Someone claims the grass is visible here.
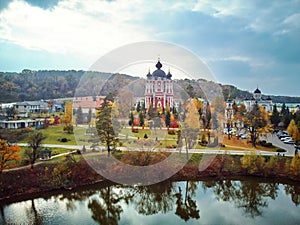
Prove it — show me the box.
[18,125,86,145]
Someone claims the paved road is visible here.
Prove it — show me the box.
[260,134,296,157]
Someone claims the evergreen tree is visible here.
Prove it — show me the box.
[270,104,281,127]
[136,101,141,112]
[281,103,287,115]
[128,111,134,126]
[147,104,155,119]
[139,112,145,127]
[205,102,212,129]
[165,110,171,127]
[76,106,84,124]
[96,95,120,156]
[141,101,146,112]
[87,108,92,124]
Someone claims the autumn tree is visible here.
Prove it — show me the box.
[287,119,300,144]
[62,101,72,124]
[25,132,46,169]
[96,95,120,156]
[244,103,268,148]
[0,139,21,173]
[180,99,200,157]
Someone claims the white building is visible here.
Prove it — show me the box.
[243,87,273,112]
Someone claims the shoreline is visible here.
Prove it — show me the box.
[1,160,300,204]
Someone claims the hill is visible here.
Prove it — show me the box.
[0,70,299,103]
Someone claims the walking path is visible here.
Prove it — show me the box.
[5,138,295,173]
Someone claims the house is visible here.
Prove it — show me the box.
[14,101,49,114]
[72,96,104,114]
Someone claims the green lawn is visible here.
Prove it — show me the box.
[19,125,86,145]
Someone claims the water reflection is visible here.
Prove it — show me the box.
[0,179,299,225]
[202,179,280,217]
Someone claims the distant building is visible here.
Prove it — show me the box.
[72,96,104,114]
[243,87,273,112]
[14,101,49,114]
[144,59,174,109]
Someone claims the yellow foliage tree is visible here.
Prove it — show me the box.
[63,101,72,124]
[0,139,21,173]
[287,119,300,143]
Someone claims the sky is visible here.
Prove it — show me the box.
[0,0,299,96]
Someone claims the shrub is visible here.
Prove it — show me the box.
[132,128,139,133]
[63,124,73,134]
[168,129,176,135]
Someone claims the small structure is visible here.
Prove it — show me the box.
[0,119,44,129]
[40,148,52,160]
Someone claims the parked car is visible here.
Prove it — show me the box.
[280,136,292,141]
[284,139,295,144]
[224,128,235,135]
[240,133,249,139]
[278,134,290,139]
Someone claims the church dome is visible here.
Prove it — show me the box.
[254,88,261,94]
[152,59,167,78]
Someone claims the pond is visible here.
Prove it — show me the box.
[1,178,299,225]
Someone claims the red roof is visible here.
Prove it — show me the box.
[73,96,104,109]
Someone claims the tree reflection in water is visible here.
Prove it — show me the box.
[202,179,280,217]
[285,185,300,206]
[174,181,200,221]
[2,179,298,224]
[88,186,133,225]
[127,181,174,215]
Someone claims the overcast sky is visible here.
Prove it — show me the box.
[0,0,299,96]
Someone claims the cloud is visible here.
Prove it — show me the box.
[0,0,150,58]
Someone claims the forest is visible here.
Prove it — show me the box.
[1,69,300,103]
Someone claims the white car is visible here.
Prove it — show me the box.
[284,139,295,144]
[240,133,249,139]
[224,128,235,135]
[281,136,292,141]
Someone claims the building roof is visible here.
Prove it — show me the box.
[148,59,172,80]
[73,96,103,109]
[254,88,261,94]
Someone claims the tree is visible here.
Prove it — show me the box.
[62,101,72,124]
[0,139,21,173]
[96,95,120,156]
[270,104,280,127]
[174,181,200,221]
[244,103,268,148]
[287,119,300,144]
[26,132,46,169]
[136,101,141,112]
[5,106,18,120]
[139,112,145,127]
[205,102,212,129]
[128,111,134,126]
[76,106,84,124]
[165,111,171,127]
[87,108,92,124]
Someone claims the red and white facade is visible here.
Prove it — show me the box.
[145,60,174,109]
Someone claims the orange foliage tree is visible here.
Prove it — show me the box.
[0,139,21,173]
